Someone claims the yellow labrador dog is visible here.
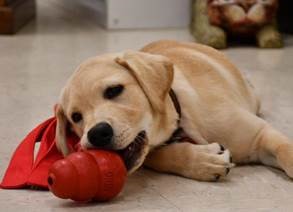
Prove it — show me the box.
[55,40,293,181]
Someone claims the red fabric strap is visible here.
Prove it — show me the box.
[0,117,79,189]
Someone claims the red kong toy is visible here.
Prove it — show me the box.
[48,150,127,202]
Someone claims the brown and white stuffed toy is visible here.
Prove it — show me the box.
[191,0,283,48]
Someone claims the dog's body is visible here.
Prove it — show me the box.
[56,40,293,181]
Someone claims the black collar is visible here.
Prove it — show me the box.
[169,89,181,123]
[167,89,184,144]
[167,89,197,145]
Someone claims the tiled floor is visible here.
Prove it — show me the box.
[1,1,293,211]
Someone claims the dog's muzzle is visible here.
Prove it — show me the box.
[87,122,147,171]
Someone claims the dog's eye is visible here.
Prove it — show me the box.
[71,112,82,123]
[104,85,124,99]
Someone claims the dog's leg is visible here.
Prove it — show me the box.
[218,109,293,178]
[257,125,293,177]
[144,142,233,181]
[245,121,293,177]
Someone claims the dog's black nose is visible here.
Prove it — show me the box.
[87,122,113,147]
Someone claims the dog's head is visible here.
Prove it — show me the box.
[55,51,178,173]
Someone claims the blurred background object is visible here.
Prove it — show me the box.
[0,0,36,34]
[99,0,191,29]
[1,0,291,37]
[191,0,283,49]
[0,0,191,34]
[278,0,293,34]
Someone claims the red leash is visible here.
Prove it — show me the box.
[0,117,79,189]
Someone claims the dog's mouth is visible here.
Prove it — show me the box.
[118,131,147,171]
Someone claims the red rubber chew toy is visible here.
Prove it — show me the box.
[47,150,127,202]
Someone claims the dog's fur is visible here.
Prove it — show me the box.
[55,40,293,181]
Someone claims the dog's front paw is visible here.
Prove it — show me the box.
[184,148,234,182]
[197,142,226,154]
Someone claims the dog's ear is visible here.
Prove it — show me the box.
[115,51,174,113]
[55,104,70,156]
